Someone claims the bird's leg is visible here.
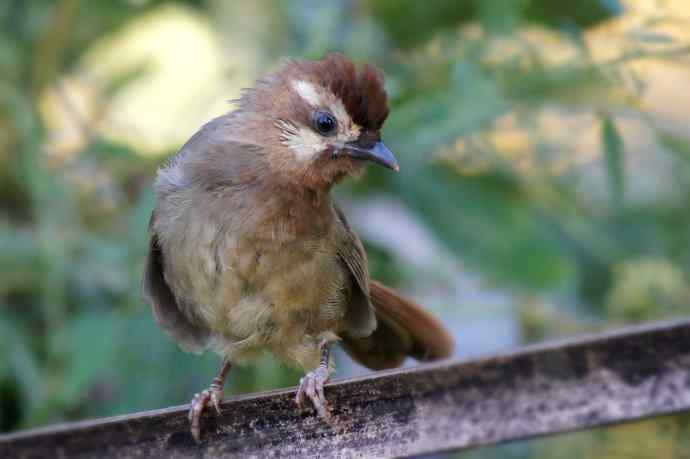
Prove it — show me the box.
[188,358,232,442]
[295,342,331,419]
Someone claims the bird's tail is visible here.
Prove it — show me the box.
[341,281,454,370]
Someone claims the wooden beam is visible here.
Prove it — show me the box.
[3,319,690,458]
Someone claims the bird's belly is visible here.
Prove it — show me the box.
[184,236,347,367]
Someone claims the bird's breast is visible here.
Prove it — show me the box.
[231,235,344,312]
[205,234,347,366]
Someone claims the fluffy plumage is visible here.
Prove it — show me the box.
[142,53,453,441]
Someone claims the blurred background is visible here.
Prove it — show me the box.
[2,0,690,457]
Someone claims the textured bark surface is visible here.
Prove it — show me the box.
[2,319,690,459]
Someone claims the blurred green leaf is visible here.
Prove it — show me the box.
[400,164,575,288]
[524,0,622,29]
[57,310,124,407]
[0,308,44,415]
[657,130,690,164]
[600,113,625,210]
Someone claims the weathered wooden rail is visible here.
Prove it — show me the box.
[2,319,690,458]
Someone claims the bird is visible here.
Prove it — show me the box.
[142,53,454,442]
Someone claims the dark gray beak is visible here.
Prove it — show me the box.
[344,141,399,172]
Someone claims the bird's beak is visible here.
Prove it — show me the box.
[344,141,399,172]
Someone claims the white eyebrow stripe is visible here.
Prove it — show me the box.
[292,80,321,106]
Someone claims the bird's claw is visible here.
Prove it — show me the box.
[295,366,331,420]
[188,386,224,442]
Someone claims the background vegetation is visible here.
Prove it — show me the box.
[2,0,690,457]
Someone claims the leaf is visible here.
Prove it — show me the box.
[56,310,124,408]
[600,114,625,209]
[0,309,44,412]
[398,164,576,289]
[657,130,690,164]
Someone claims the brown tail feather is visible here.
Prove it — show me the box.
[341,281,454,370]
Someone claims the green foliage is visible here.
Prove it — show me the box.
[369,0,619,48]
[601,114,625,210]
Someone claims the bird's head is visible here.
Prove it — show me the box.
[236,53,397,189]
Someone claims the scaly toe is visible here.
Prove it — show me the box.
[189,391,211,442]
[295,368,331,420]
[211,389,223,415]
[188,386,224,443]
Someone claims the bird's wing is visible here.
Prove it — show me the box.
[334,205,378,340]
[142,213,210,353]
[335,206,454,370]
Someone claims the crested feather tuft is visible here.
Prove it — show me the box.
[240,53,389,132]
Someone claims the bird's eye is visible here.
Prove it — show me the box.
[313,111,337,136]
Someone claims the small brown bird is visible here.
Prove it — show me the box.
[142,53,453,441]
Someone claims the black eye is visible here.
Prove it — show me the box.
[314,111,337,136]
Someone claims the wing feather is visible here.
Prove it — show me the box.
[142,214,210,353]
[334,206,454,370]
[334,205,377,339]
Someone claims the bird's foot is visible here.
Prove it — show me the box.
[295,366,331,419]
[188,384,224,442]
